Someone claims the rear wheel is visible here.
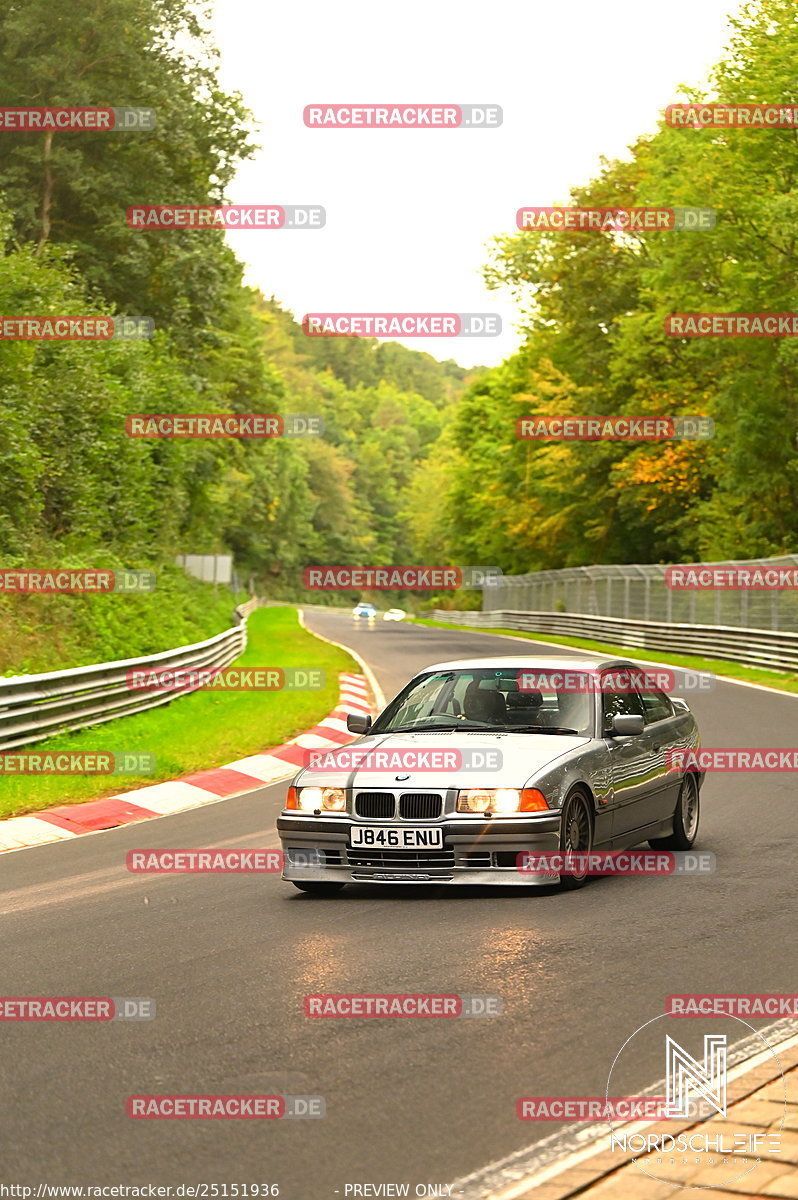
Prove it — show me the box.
[291,881,346,896]
[649,773,700,850]
[558,791,593,891]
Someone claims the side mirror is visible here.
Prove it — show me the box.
[346,712,372,734]
[609,713,645,737]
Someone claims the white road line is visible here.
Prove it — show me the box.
[219,755,295,783]
[298,608,387,709]
[106,780,219,815]
[0,817,79,850]
[314,716,351,734]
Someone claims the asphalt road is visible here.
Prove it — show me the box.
[1,610,795,1196]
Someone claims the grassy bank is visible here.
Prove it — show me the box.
[0,606,359,818]
[412,618,798,696]
[0,563,250,676]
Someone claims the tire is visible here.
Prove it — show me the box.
[291,881,346,895]
[649,773,700,851]
[558,790,593,891]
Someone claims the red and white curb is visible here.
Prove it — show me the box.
[0,672,372,854]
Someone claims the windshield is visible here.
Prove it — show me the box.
[371,668,594,736]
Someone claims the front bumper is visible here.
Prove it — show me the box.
[277,812,563,886]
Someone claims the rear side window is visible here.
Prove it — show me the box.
[638,688,673,724]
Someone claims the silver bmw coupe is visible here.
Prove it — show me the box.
[277,656,703,894]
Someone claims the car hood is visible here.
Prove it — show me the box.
[295,730,591,789]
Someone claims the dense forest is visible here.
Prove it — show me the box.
[0,0,476,664]
[0,0,796,668]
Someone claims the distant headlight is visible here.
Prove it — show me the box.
[298,786,346,812]
[456,788,549,814]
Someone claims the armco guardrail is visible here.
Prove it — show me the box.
[0,599,257,752]
[431,609,798,674]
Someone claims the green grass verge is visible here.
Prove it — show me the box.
[1,606,359,819]
[411,617,798,695]
[0,564,249,675]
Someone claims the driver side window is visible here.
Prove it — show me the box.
[601,681,645,732]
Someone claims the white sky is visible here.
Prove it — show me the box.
[210,0,743,368]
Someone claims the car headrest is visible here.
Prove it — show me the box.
[463,682,506,722]
[506,690,543,709]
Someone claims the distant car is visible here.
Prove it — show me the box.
[383,608,406,622]
[352,603,377,619]
[278,656,704,895]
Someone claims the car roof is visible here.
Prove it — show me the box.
[415,656,638,675]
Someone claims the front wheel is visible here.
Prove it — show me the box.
[558,791,593,890]
[649,773,700,850]
[291,881,346,896]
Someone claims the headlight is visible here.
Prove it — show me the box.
[296,786,346,812]
[456,788,549,814]
[457,788,519,813]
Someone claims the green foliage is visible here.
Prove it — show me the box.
[445,0,798,568]
[0,563,246,674]
[0,0,255,348]
[0,0,475,666]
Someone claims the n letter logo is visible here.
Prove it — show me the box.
[665,1034,727,1118]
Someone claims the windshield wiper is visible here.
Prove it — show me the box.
[507,726,580,735]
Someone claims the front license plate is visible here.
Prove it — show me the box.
[350,826,444,850]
